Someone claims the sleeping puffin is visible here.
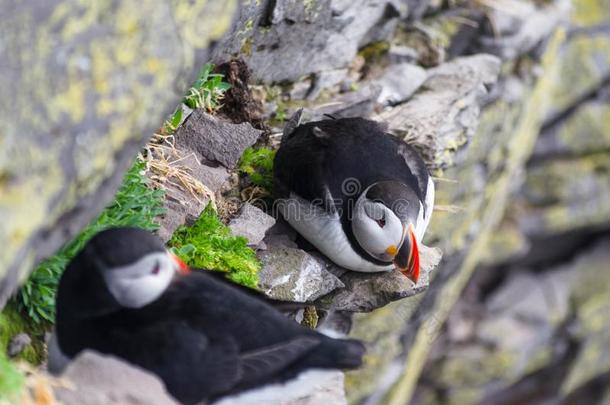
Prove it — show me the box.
[53,227,365,404]
[274,111,434,283]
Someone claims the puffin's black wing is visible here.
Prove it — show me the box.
[167,271,365,373]
[275,117,429,210]
[100,318,242,404]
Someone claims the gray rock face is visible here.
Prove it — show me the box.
[0,0,237,307]
[175,110,262,169]
[258,247,344,302]
[213,0,404,83]
[376,63,427,105]
[378,54,501,168]
[214,370,347,405]
[229,203,276,246]
[54,351,178,405]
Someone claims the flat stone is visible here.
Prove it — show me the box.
[229,203,276,246]
[311,83,382,120]
[8,333,31,357]
[54,351,178,405]
[258,247,344,302]
[376,63,427,105]
[175,109,263,169]
[316,244,442,312]
[214,370,347,405]
[308,68,349,100]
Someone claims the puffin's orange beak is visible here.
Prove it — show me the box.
[170,253,190,275]
[393,224,420,284]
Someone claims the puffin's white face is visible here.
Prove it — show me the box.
[101,251,179,308]
[352,198,405,262]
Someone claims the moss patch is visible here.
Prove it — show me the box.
[238,146,276,191]
[0,304,47,364]
[168,204,260,288]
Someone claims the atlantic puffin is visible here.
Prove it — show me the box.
[274,111,434,283]
[53,227,365,404]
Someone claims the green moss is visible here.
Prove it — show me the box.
[0,352,24,402]
[0,304,47,364]
[238,147,276,190]
[168,204,260,288]
[358,41,390,63]
[14,159,165,324]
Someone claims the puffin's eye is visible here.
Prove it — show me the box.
[376,216,386,228]
[151,261,160,275]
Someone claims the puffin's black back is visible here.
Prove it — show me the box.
[275,117,428,205]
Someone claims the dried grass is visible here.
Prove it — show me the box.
[142,133,216,209]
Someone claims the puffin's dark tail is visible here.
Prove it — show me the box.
[298,336,366,370]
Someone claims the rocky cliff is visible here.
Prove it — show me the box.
[2,0,610,404]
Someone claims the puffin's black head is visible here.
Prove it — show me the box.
[352,181,421,283]
[57,227,189,319]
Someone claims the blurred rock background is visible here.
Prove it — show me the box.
[1,0,610,404]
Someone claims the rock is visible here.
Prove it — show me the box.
[7,333,31,357]
[175,110,262,169]
[562,238,610,395]
[376,63,427,105]
[388,45,419,64]
[228,203,276,246]
[545,21,610,119]
[535,101,610,160]
[258,247,344,302]
[311,83,382,120]
[54,351,178,405]
[517,155,610,237]
[308,68,349,100]
[0,0,237,307]
[478,0,567,60]
[213,0,402,83]
[317,245,441,312]
[377,54,501,169]
[486,270,575,324]
[214,370,347,405]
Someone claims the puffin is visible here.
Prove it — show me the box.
[274,111,434,283]
[53,227,365,404]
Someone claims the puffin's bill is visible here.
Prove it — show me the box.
[170,253,190,274]
[393,224,420,284]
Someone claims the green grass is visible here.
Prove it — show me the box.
[238,147,276,191]
[14,159,165,324]
[168,204,260,288]
[0,351,24,403]
[183,63,231,111]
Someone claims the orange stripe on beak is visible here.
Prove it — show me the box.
[170,253,190,275]
[406,225,420,284]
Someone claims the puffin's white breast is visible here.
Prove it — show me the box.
[277,193,392,273]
